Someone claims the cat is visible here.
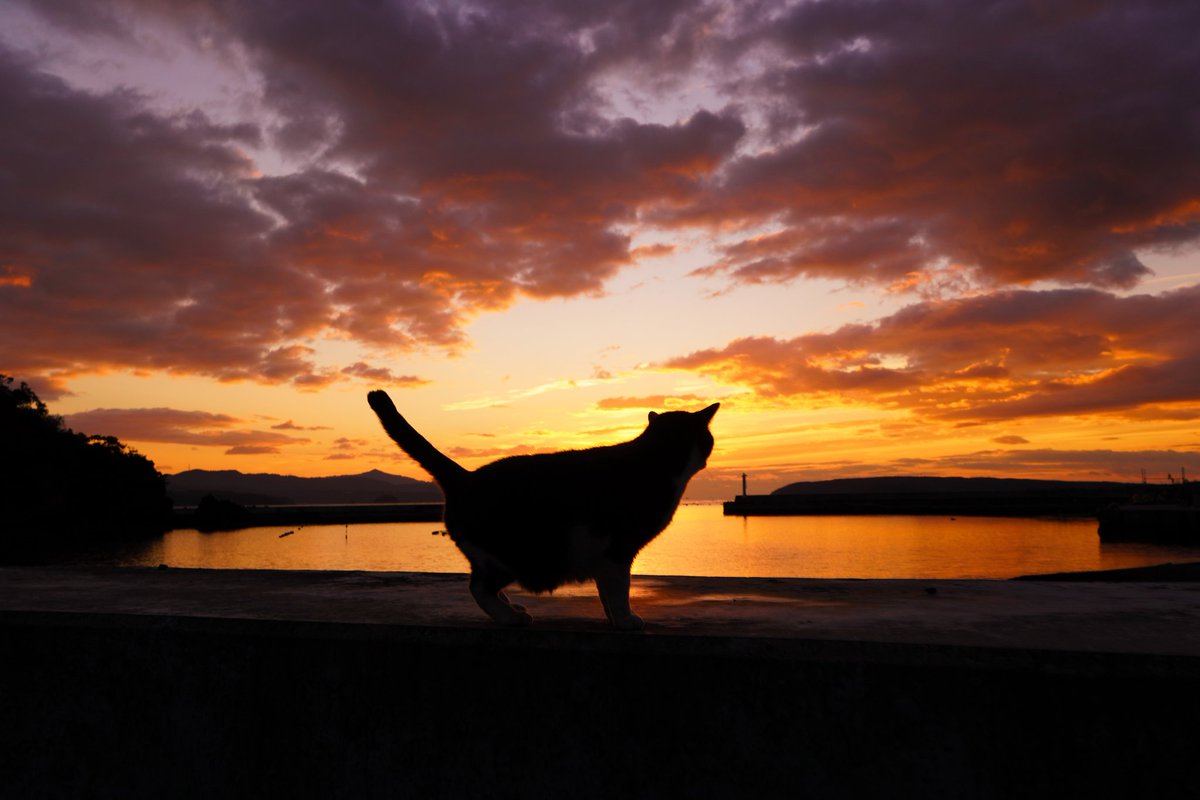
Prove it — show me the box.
[367,390,718,630]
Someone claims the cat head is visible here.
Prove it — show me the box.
[646,403,719,467]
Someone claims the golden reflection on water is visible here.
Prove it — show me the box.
[113,504,1196,579]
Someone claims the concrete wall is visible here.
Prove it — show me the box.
[3,610,1198,799]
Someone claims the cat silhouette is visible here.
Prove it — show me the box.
[367,390,718,629]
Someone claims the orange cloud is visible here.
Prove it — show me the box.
[0,266,31,287]
[63,408,310,450]
[225,445,280,456]
[596,394,708,410]
[992,435,1030,445]
[271,420,332,431]
[664,285,1200,422]
[630,243,677,260]
[340,362,429,386]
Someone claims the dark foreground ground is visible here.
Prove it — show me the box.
[3,566,1200,798]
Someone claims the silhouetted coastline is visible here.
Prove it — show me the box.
[175,498,444,531]
[2,376,171,562]
[726,476,1145,518]
[166,468,441,507]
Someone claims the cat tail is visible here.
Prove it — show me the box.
[367,390,468,490]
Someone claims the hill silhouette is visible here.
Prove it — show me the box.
[166,468,442,506]
[2,375,172,560]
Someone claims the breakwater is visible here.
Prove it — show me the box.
[725,483,1135,518]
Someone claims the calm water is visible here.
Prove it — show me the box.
[69,504,1197,579]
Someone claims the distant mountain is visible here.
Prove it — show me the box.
[772,476,1136,495]
[166,468,442,507]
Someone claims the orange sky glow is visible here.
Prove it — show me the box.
[2,1,1199,499]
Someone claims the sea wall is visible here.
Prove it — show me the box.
[724,489,1118,517]
[4,596,1199,798]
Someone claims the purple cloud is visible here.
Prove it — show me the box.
[2,0,1198,397]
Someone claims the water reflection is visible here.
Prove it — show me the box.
[70,504,1197,579]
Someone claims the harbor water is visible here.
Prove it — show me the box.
[64,504,1197,579]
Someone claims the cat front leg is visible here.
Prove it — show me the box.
[595,559,644,631]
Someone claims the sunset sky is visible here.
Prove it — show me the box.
[3,0,1199,499]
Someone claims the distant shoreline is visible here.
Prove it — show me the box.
[724,477,1147,518]
[171,502,444,530]
[723,493,1111,518]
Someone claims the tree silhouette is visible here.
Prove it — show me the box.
[1,375,172,560]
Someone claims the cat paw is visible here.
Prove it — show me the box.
[610,613,645,632]
[497,591,525,613]
[499,609,533,627]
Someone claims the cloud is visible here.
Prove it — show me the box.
[271,419,332,431]
[447,443,547,461]
[932,448,1200,481]
[664,284,1200,422]
[340,362,429,386]
[684,0,1200,291]
[0,46,333,390]
[596,394,708,410]
[444,373,620,411]
[707,446,1200,488]
[992,435,1029,446]
[3,0,1199,398]
[0,3,747,394]
[225,445,280,456]
[630,243,677,259]
[63,407,309,449]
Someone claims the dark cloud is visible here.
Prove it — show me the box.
[340,362,429,386]
[665,285,1200,421]
[703,446,1200,488]
[684,0,1200,290]
[932,448,1200,481]
[3,0,1198,396]
[63,407,310,448]
[0,46,329,389]
[0,2,749,390]
[225,445,279,455]
[992,435,1029,446]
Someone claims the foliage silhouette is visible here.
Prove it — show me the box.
[1,374,171,560]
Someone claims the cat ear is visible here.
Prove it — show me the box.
[695,403,719,423]
[648,411,659,423]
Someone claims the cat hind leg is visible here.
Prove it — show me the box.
[463,554,531,627]
[469,578,532,627]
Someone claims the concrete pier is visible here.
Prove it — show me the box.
[3,567,1199,798]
